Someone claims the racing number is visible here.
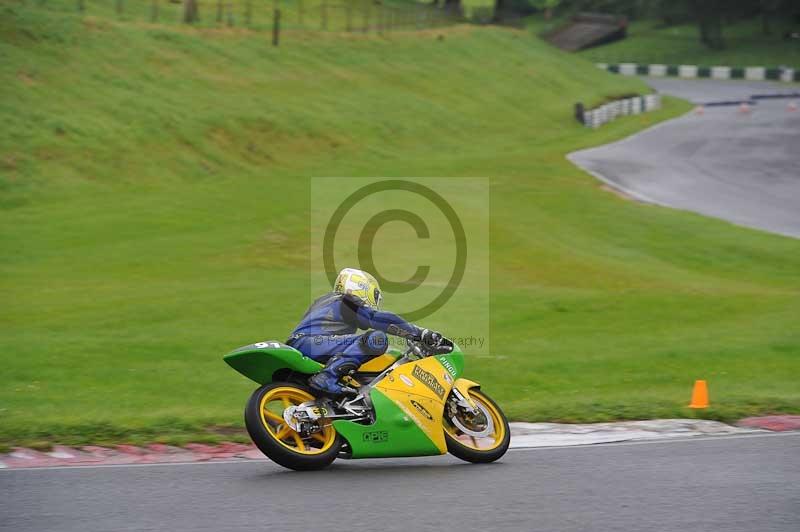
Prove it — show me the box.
[255,341,282,349]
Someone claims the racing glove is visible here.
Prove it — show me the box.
[420,328,443,348]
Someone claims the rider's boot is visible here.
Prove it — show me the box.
[308,354,360,398]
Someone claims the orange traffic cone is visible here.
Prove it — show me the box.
[788,101,798,112]
[694,105,704,115]
[738,102,751,114]
[688,380,709,408]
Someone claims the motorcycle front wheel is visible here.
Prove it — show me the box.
[443,388,510,464]
[244,382,342,471]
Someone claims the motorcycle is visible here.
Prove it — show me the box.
[224,336,510,470]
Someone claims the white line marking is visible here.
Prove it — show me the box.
[48,451,76,459]
[1,431,797,472]
[509,430,800,452]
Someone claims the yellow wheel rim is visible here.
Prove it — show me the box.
[258,387,336,455]
[443,389,506,452]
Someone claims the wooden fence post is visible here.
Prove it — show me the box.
[298,0,304,28]
[216,0,223,24]
[273,9,281,46]
[183,0,199,23]
[226,1,234,26]
[77,0,84,12]
[150,0,159,22]
[115,0,123,17]
[321,0,328,31]
[346,1,352,32]
[245,0,252,26]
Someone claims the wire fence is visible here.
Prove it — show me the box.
[29,0,467,36]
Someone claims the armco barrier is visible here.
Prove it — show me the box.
[575,94,661,129]
[597,63,799,82]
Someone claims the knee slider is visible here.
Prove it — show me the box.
[361,330,388,356]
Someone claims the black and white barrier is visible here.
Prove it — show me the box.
[597,63,799,82]
[576,94,661,129]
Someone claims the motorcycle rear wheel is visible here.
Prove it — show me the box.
[244,382,342,471]
[443,388,510,464]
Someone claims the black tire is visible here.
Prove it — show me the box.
[444,389,510,464]
[244,382,342,471]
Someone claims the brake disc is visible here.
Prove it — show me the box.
[282,406,300,431]
[450,403,494,438]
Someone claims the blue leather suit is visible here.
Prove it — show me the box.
[287,292,421,393]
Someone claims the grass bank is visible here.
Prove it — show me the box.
[2,2,799,450]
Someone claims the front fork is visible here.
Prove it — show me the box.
[450,378,480,413]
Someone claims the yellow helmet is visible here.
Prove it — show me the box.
[334,268,382,309]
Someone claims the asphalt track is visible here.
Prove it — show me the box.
[2,433,799,532]
[570,78,800,238]
[645,77,796,104]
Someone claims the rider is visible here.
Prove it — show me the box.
[287,268,443,397]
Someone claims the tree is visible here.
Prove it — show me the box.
[689,0,733,49]
[649,0,727,49]
[532,0,562,20]
[443,0,463,17]
[493,0,509,21]
[760,0,782,35]
[494,0,547,22]
[183,0,199,24]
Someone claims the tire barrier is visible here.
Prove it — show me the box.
[597,63,799,83]
[575,94,661,129]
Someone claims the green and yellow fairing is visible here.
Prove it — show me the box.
[333,347,472,458]
[224,341,478,459]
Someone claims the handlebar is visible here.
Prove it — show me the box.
[406,336,454,358]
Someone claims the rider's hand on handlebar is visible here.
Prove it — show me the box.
[420,329,442,349]
[419,329,454,354]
